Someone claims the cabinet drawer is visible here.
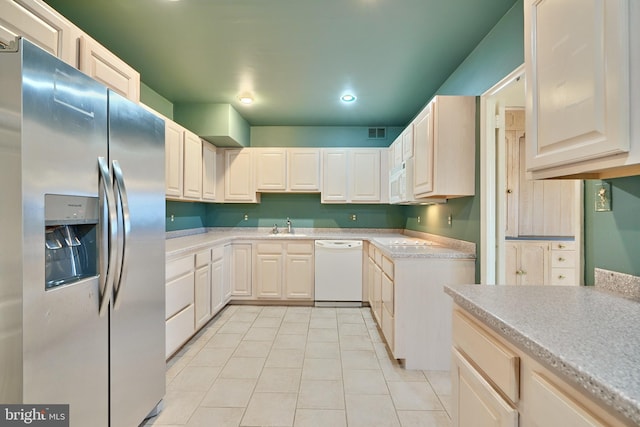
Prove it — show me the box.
[211,246,224,261]
[453,310,519,403]
[166,254,194,281]
[166,272,194,319]
[368,243,375,258]
[374,247,382,265]
[195,249,211,267]
[256,242,283,254]
[382,256,394,278]
[550,268,577,286]
[287,242,313,255]
[166,304,195,359]
[551,250,576,268]
[551,241,576,251]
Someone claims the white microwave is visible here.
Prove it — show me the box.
[389,159,446,205]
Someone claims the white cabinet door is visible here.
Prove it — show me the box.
[322,149,348,202]
[402,125,414,160]
[202,142,217,201]
[288,148,320,191]
[255,255,283,299]
[183,131,203,200]
[225,149,256,202]
[78,35,140,102]
[413,103,434,195]
[0,0,79,66]
[194,265,211,330]
[525,0,630,174]
[255,148,287,191]
[210,254,225,315]
[230,244,252,297]
[165,120,184,198]
[222,244,232,301]
[350,149,381,202]
[284,242,314,300]
[392,135,403,168]
[505,241,549,286]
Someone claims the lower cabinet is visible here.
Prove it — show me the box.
[254,241,314,301]
[230,243,253,298]
[504,240,580,286]
[166,244,229,359]
[452,307,629,427]
[165,254,196,359]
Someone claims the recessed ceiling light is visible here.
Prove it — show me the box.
[239,95,254,105]
[341,94,357,103]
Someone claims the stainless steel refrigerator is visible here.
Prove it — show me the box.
[0,38,165,427]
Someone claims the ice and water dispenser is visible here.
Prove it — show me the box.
[45,194,98,289]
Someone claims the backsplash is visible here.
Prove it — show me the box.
[594,268,640,302]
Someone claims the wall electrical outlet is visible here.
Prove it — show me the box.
[417,216,421,224]
[447,214,452,226]
[170,214,175,222]
[350,214,357,221]
[243,214,249,221]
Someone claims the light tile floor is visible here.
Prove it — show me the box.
[143,305,452,427]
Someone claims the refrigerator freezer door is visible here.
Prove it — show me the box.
[107,91,166,426]
[17,39,110,426]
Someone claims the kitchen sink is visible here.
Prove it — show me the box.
[267,233,307,238]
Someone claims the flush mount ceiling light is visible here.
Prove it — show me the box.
[239,94,254,105]
[341,94,357,103]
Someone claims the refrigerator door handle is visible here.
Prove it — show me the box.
[112,160,130,311]
[98,156,118,316]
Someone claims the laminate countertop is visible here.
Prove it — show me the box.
[445,284,640,426]
[165,228,476,260]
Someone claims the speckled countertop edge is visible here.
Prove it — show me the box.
[166,227,476,260]
[444,284,640,426]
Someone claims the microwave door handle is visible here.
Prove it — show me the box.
[98,157,117,316]
[111,160,130,311]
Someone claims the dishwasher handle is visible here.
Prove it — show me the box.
[315,240,363,249]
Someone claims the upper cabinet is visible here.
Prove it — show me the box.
[525,0,640,179]
[220,149,259,203]
[78,35,140,102]
[322,148,388,204]
[182,130,203,200]
[0,0,141,102]
[413,96,476,199]
[254,148,321,193]
[0,0,79,67]
[165,119,184,199]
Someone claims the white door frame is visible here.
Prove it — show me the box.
[480,64,525,285]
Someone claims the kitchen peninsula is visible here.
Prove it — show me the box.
[446,284,640,427]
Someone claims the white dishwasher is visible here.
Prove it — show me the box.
[314,240,363,306]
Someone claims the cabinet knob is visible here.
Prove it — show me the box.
[506,189,513,194]
[558,257,566,262]
[558,244,565,249]
[558,275,566,279]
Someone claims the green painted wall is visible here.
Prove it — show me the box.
[140,82,174,119]
[403,0,524,282]
[250,127,402,148]
[166,201,207,232]
[206,193,405,229]
[583,178,640,285]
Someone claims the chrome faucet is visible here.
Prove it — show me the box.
[272,224,279,234]
[286,217,292,234]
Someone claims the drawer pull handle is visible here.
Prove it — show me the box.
[559,275,566,279]
[558,244,565,249]
[558,257,566,262]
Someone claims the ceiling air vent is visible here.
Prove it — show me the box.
[368,127,386,140]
